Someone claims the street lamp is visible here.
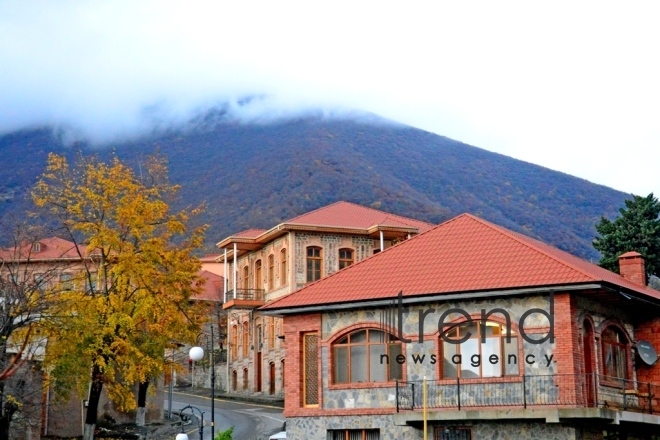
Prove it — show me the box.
[176,405,204,440]
[189,325,217,439]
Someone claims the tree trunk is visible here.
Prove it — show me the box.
[0,404,18,440]
[0,415,10,440]
[83,365,104,440]
[0,374,17,440]
[135,380,149,426]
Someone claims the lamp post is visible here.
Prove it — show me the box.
[189,325,217,439]
[176,404,204,440]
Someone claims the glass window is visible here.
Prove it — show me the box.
[231,325,238,359]
[442,321,519,378]
[280,249,287,285]
[60,273,72,291]
[268,255,275,290]
[268,317,275,349]
[242,322,249,357]
[255,260,262,289]
[339,248,354,269]
[333,329,401,383]
[602,327,629,379]
[329,429,379,440]
[86,272,98,292]
[306,247,322,282]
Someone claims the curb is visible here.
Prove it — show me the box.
[173,389,285,409]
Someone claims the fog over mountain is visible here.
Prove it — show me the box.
[0,112,628,260]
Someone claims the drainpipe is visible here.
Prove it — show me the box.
[233,243,237,299]
[223,248,228,303]
[380,230,384,252]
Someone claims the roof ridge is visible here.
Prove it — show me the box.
[263,213,470,310]
[462,214,600,282]
[376,215,416,228]
[350,202,435,227]
[287,201,435,228]
[285,201,346,223]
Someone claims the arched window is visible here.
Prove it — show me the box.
[333,329,402,383]
[306,247,322,282]
[243,266,249,288]
[338,248,354,269]
[268,255,275,290]
[242,321,249,357]
[602,326,629,379]
[232,370,237,391]
[280,248,287,285]
[231,325,238,359]
[268,317,275,349]
[255,260,262,289]
[442,321,519,379]
[243,367,249,391]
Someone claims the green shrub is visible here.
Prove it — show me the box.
[215,426,234,440]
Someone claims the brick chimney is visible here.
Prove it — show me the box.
[618,251,646,286]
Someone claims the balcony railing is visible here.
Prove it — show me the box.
[222,288,265,309]
[395,374,660,415]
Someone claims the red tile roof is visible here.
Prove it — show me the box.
[192,270,224,302]
[286,201,434,232]
[0,237,89,261]
[262,213,660,310]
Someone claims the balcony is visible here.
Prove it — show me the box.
[222,288,265,310]
[394,374,660,425]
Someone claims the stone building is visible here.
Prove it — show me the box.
[217,202,433,397]
[262,213,660,440]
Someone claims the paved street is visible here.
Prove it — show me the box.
[167,391,285,440]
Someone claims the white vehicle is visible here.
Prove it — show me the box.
[268,431,286,439]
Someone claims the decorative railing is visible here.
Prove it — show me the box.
[395,373,660,415]
[224,288,265,304]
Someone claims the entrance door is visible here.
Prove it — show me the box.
[256,352,262,392]
[583,319,595,406]
[269,362,276,394]
[256,325,262,392]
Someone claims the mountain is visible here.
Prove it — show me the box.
[0,115,629,260]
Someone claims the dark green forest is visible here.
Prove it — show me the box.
[0,115,628,259]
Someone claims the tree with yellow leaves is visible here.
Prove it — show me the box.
[32,153,207,440]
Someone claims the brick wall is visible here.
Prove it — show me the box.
[283,313,321,417]
[634,317,660,384]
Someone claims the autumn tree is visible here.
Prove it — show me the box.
[32,153,207,440]
[593,193,660,279]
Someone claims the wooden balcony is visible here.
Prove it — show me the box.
[222,288,265,310]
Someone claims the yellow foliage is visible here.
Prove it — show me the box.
[33,153,207,413]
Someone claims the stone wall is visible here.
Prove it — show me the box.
[322,293,556,383]
[286,416,583,440]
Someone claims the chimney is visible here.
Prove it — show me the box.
[618,251,646,286]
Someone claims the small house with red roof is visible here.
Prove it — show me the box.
[262,214,660,440]
[216,202,433,397]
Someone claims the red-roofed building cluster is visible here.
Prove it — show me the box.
[215,202,433,397]
[257,210,660,439]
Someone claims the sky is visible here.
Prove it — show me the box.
[1,1,659,196]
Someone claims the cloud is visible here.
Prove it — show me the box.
[1,1,659,194]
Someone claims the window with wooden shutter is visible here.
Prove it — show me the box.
[303,333,319,407]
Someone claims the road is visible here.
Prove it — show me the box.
[168,391,285,440]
